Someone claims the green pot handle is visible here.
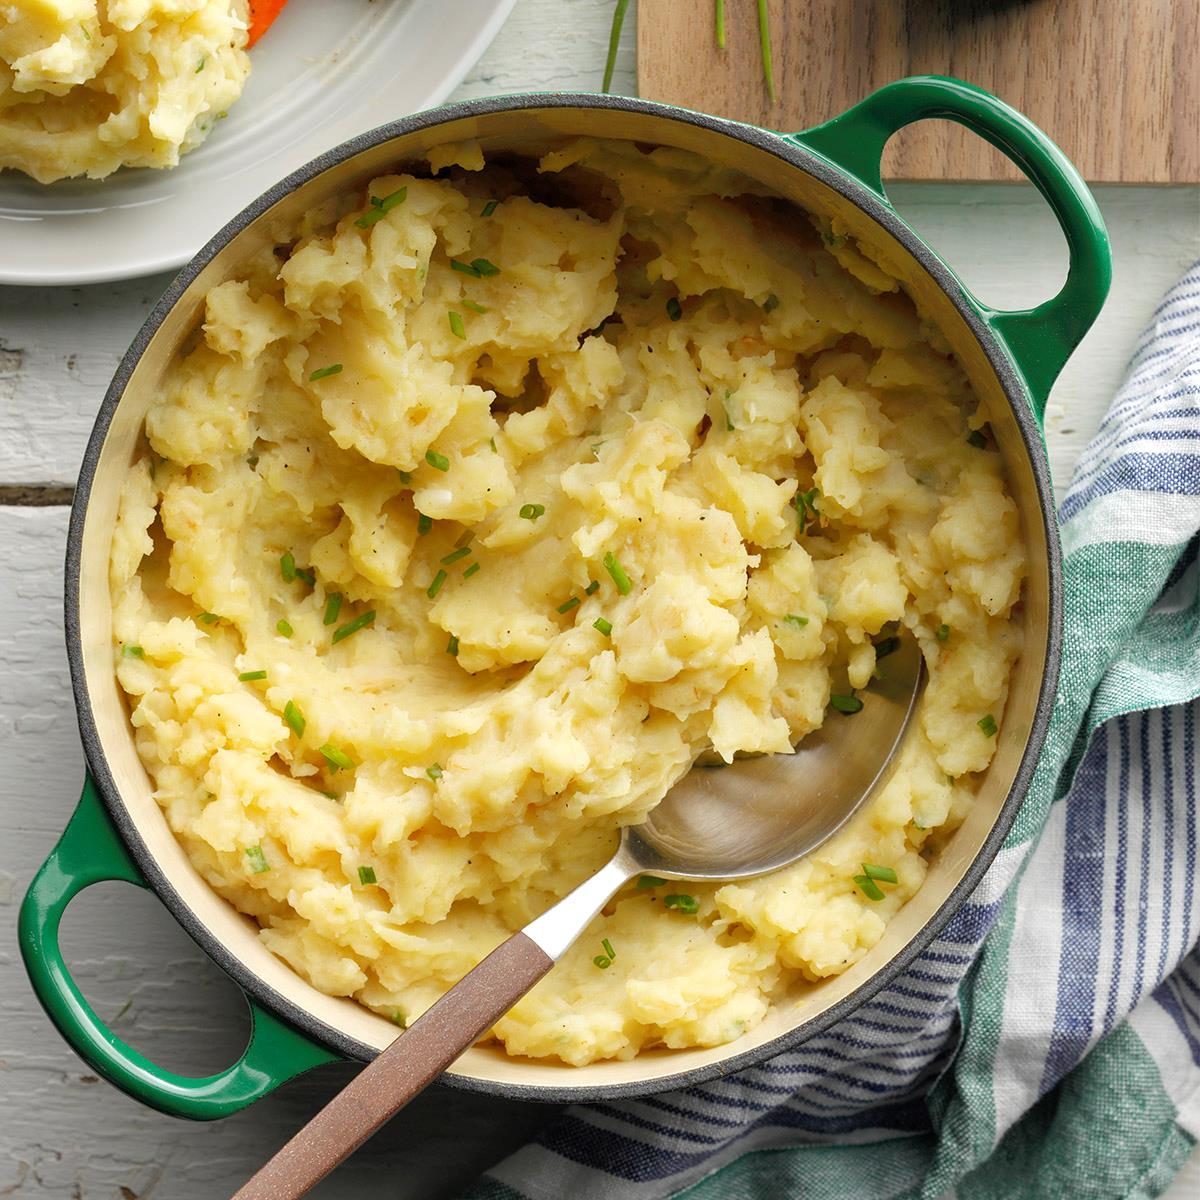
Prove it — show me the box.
[18,776,340,1120]
[790,74,1112,421]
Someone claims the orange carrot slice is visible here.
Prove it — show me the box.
[247,0,288,48]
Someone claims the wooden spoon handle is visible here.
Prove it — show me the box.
[230,932,553,1200]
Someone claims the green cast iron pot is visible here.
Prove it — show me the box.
[19,76,1111,1119]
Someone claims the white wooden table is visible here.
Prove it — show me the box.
[1,2,1197,1196]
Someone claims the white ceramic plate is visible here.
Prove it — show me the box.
[0,0,516,286]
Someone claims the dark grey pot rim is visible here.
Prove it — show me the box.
[64,90,1062,1105]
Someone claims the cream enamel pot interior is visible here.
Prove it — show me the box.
[19,78,1112,1118]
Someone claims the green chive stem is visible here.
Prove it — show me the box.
[332,611,376,643]
[284,700,306,737]
[239,670,267,682]
[757,0,776,102]
[427,570,447,599]
[593,616,613,636]
[603,551,631,594]
[602,0,630,92]
[425,449,450,472]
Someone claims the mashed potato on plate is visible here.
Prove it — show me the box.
[110,139,1026,1064]
[0,0,249,183]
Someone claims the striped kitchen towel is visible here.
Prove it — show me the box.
[465,263,1200,1200]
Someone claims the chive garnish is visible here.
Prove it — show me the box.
[397,469,412,485]
[276,619,294,638]
[763,293,780,313]
[723,390,736,431]
[319,743,354,772]
[978,714,998,737]
[967,429,988,449]
[245,846,269,874]
[757,0,776,102]
[450,259,481,277]
[123,644,144,658]
[195,56,206,73]
[284,700,306,737]
[323,593,343,626]
[463,561,481,578]
[391,1010,408,1028]
[602,0,629,92]
[198,612,221,625]
[794,487,820,531]
[454,529,475,549]
[936,623,951,642]
[593,955,612,969]
[446,634,459,656]
[296,567,316,588]
[874,636,900,659]
[557,597,581,614]
[715,0,726,47]
[830,694,863,715]
[638,875,667,888]
[854,874,884,901]
[593,617,613,636]
[239,670,267,682]
[441,547,471,566]
[448,311,466,340]
[862,862,898,884]
[332,610,376,643]
[519,503,545,520]
[462,299,488,314]
[603,552,631,594]
[354,187,407,228]
[471,258,500,276]
[417,513,433,536]
[602,938,615,960]
[309,364,343,382]
[666,296,683,321]
[425,449,450,472]
[584,580,600,595]
[426,763,443,780]
[481,200,498,217]
[280,551,297,582]
[427,570,447,599]
[664,893,699,914]
[357,866,377,885]
[783,614,809,628]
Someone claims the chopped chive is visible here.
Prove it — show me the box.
[830,693,863,715]
[794,487,820,531]
[280,551,297,582]
[463,561,481,579]
[355,187,407,227]
[390,1010,408,1028]
[756,0,776,102]
[239,670,267,682]
[357,865,377,885]
[448,310,466,339]
[450,258,481,277]
[417,513,433,535]
[276,619,294,638]
[454,529,475,548]
[426,763,443,780]
[427,570,447,599]
[123,644,144,658]
[245,845,269,874]
[783,614,809,628]
[446,634,459,656]
[936,623,951,642]
[296,567,316,588]
[978,714,998,737]
[198,612,221,625]
[602,938,615,960]
[664,893,699,914]
[602,0,629,92]
[854,874,884,901]
[319,743,355,772]
[323,593,343,626]
[603,551,631,595]
[666,296,683,321]
[284,700,306,737]
[471,258,500,277]
[874,636,900,659]
[397,470,412,485]
[519,503,545,521]
[763,292,780,313]
[715,0,726,47]
[425,449,450,472]
[967,428,989,449]
[332,610,376,643]
[557,597,581,614]
[593,616,613,636]
[489,437,498,452]
[462,299,488,314]
[195,56,206,73]
[440,546,472,566]
[308,364,343,382]
[862,862,898,884]
[723,390,736,431]
[593,955,612,969]
[637,875,667,888]
[481,199,499,217]
[584,580,600,595]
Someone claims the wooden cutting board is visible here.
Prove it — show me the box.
[636,0,1198,183]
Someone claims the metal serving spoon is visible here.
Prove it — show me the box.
[233,636,923,1199]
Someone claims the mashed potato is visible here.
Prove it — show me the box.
[110,139,1026,1064]
[0,0,249,183]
